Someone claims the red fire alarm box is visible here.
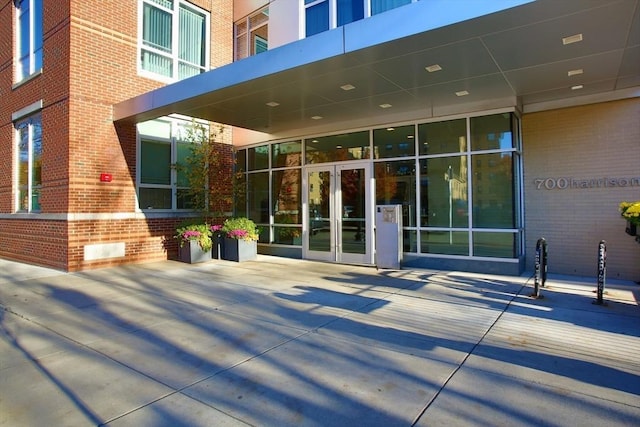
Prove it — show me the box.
[100,173,113,182]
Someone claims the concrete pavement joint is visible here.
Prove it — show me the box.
[411,278,529,425]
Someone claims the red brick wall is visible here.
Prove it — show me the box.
[523,98,640,281]
[0,0,13,213]
[1,0,236,271]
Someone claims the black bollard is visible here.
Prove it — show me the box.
[593,240,607,305]
[531,238,547,299]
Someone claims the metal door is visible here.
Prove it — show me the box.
[304,162,372,264]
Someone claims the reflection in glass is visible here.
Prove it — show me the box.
[473,232,515,257]
[373,125,415,159]
[18,124,29,211]
[403,230,417,252]
[418,118,466,155]
[470,113,514,151]
[248,145,269,170]
[139,188,171,209]
[274,226,302,245]
[273,169,301,225]
[419,156,468,227]
[341,168,365,254]
[234,172,247,217]
[374,160,416,227]
[141,140,171,185]
[421,231,469,256]
[308,170,331,252]
[272,140,302,168]
[247,172,269,224]
[305,131,369,164]
[235,149,246,173]
[472,153,515,228]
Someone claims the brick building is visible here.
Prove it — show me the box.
[2,0,639,280]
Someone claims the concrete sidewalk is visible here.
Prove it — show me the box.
[1,256,638,426]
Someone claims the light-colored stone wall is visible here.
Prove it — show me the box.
[522,98,640,281]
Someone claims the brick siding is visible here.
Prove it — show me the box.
[1,0,235,271]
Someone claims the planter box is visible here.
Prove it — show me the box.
[223,238,257,262]
[178,240,212,264]
[625,221,637,236]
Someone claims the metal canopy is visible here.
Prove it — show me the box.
[114,0,640,143]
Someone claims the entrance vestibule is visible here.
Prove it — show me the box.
[237,111,523,274]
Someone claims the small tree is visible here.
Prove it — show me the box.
[175,121,234,223]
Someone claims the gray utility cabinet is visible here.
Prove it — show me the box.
[375,205,403,269]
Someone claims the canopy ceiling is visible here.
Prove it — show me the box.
[114,0,640,143]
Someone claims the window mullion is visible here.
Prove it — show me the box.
[364,0,371,18]
[172,3,180,79]
[171,134,177,210]
[329,0,337,29]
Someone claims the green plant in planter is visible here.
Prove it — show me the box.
[221,217,259,241]
[175,222,213,251]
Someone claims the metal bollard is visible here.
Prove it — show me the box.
[593,240,607,305]
[531,238,547,299]
[541,238,548,287]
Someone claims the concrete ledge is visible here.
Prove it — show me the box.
[402,255,525,276]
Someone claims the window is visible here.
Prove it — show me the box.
[373,124,415,158]
[337,0,364,26]
[305,0,329,37]
[374,160,416,227]
[235,6,269,61]
[371,0,411,15]
[137,118,207,210]
[304,0,416,37]
[305,131,370,164]
[235,111,522,260]
[15,114,42,212]
[139,0,209,81]
[15,0,43,82]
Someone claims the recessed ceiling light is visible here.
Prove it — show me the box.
[379,103,392,109]
[266,101,280,107]
[562,34,583,45]
[567,69,583,77]
[336,145,343,149]
[340,84,356,91]
[571,85,584,90]
[311,115,323,120]
[407,135,414,139]
[425,64,442,73]
[386,127,395,131]
[455,90,469,97]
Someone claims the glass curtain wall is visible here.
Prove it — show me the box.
[235,112,522,259]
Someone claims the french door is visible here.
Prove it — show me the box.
[304,162,373,265]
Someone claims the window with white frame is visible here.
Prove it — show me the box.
[137,117,206,210]
[304,0,414,37]
[139,0,210,81]
[15,0,43,82]
[15,114,42,212]
[234,6,269,61]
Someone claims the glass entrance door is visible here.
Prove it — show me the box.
[304,163,372,264]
